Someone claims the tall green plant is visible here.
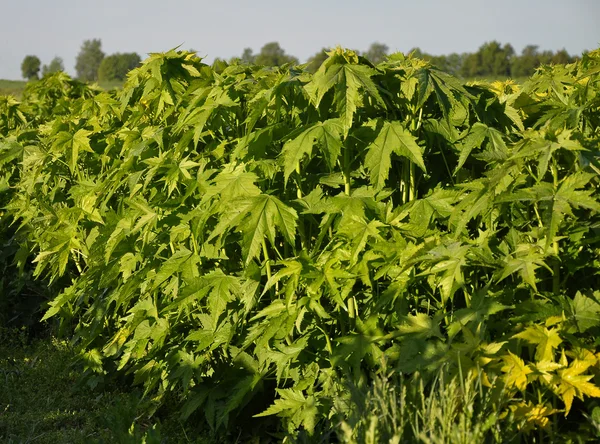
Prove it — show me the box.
[2,47,600,440]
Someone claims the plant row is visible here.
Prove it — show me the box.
[1,48,600,440]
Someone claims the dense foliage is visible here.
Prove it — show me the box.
[2,47,600,441]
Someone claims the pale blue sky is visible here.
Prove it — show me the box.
[1,0,599,80]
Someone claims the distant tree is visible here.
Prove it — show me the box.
[21,55,41,80]
[97,52,141,82]
[41,57,64,76]
[511,45,540,77]
[482,41,514,76]
[551,49,575,65]
[240,48,255,64]
[444,53,466,76]
[364,42,389,64]
[306,48,330,73]
[538,50,555,66]
[254,42,298,66]
[510,46,576,78]
[460,53,479,78]
[75,39,105,81]
[428,54,449,70]
[461,41,514,78]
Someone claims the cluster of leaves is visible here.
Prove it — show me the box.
[2,47,600,439]
[0,75,97,328]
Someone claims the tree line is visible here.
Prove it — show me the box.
[20,39,580,83]
[221,41,579,78]
[21,39,140,83]
[410,41,578,78]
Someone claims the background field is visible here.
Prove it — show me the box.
[0,79,124,98]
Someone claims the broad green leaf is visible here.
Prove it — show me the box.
[52,129,93,173]
[513,325,562,362]
[281,119,343,183]
[364,121,426,190]
[501,352,532,391]
[552,359,600,415]
[307,55,384,134]
[398,313,443,339]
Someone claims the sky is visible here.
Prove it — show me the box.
[1,0,599,80]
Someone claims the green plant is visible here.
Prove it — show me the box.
[337,366,516,444]
[2,46,600,440]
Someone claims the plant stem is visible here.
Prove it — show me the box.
[553,262,560,295]
[348,296,355,320]
[409,162,415,202]
[553,240,560,295]
[295,163,302,199]
[262,239,272,282]
[344,144,351,196]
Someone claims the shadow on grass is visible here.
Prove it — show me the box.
[0,329,212,444]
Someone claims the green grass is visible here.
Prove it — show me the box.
[0,328,522,444]
[0,79,124,99]
[0,328,216,444]
[464,76,529,84]
[96,80,125,91]
[0,80,27,98]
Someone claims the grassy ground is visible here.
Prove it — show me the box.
[0,329,217,444]
[0,79,124,99]
[465,76,529,84]
[96,80,125,92]
[0,328,515,443]
[0,80,27,97]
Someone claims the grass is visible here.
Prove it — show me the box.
[0,328,217,444]
[0,327,517,444]
[0,79,124,99]
[96,80,125,91]
[463,76,529,84]
[2,328,598,443]
[0,80,27,98]
[336,367,518,444]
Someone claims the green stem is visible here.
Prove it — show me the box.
[551,160,560,295]
[344,144,351,196]
[553,240,560,295]
[416,107,423,132]
[408,162,415,202]
[439,145,454,186]
[533,203,544,228]
[295,163,303,199]
[262,239,272,282]
[348,297,355,320]
[551,159,559,189]
[404,106,423,203]
[553,262,560,296]
[317,326,333,354]
[293,163,306,252]
[72,251,83,274]
[313,214,334,252]
[402,160,410,204]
